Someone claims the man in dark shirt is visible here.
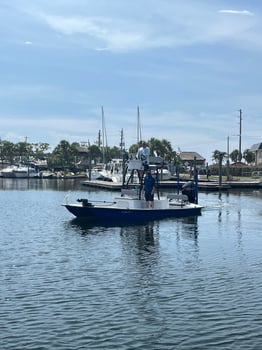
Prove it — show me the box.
[142,170,156,208]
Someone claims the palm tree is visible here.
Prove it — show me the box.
[50,140,77,170]
[212,150,227,164]
[15,142,33,163]
[32,142,50,159]
[88,145,102,165]
[243,149,255,164]
[1,141,16,164]
[148,137,173,159]
[230,149,240,163]
[128,143,140,156]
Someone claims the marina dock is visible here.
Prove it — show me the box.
[81,178,262,191]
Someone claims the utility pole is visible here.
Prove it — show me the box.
[120,128,125,154]
[238,109,242,162]
[226,136,230,180]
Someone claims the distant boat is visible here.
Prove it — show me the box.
[0,165,17,178]
[0,165,38,178]
[38,170,55,179]
[86,159,139,183]
[12,166,38,178]
[87,164,106,180]
[149,164,172,181]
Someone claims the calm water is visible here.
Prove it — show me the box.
[0,178,262,350]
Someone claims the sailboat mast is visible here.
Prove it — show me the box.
[101,106,106,163]
[238,109,242,162]
[137,106,142,143]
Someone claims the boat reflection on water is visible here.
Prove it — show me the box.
[176,216,199,240]
[69,214,199,228]
[119,222,158,253]
[68,217,158,234]
[68,215,199,244]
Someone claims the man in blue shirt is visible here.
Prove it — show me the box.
[143,170,156,208]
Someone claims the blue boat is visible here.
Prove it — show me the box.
[63,159,203,223]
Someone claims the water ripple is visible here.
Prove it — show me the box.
[1,188,262,349]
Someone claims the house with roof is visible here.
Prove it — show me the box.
[250,142,262,166]
[179,151,206,168]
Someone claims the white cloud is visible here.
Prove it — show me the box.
[42,15,101,36]
[219,10,254,16]
[22,2,260,52]
[1,0,262,163]
[35,13,147,51]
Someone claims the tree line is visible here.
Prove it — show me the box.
[212,149,255,164]
[0,138,256,171]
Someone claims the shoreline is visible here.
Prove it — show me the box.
[81,178,262,191]
[0,176,261,191]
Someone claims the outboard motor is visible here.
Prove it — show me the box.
[182,181,196,203]
[77,198,93,207]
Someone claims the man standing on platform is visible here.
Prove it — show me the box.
[136,141,150,171]
[142,170,156,208]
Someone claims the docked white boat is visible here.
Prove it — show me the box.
[12,166,38,178]
[149,165,172,181]
[38,170,55,179]
[87,164,111,181]
[0,165,17,178]
[87,159,138,183]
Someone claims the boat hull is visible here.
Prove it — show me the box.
[1,171,16,178]
[63,203,202,222]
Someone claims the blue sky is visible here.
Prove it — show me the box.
[0,0,261,163]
